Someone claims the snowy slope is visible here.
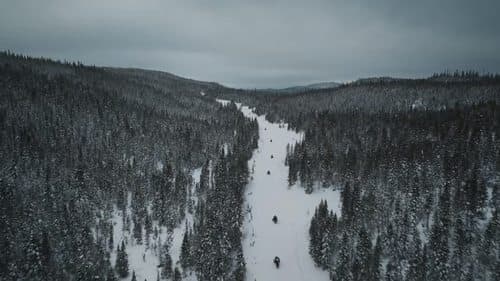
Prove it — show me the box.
[218,99,341,281]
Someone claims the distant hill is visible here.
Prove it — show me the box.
[265,81,340,93]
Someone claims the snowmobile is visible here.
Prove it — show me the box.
[267,170,271,175]
[274,256,280,268]
[272,215,278,224]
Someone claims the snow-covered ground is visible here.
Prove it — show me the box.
[110,168,201,281]
[219,99,341,281]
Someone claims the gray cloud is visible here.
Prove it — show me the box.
[1,0,499,88]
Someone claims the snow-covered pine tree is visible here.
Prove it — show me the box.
[333,234,352,281]
[144,214,152,247]
[427,184,451,281]
[162,251,173,279]
[355,227,372,281]
[180,223,191,270]
[406,238,426,281]
[133,216,143,245]
[108,225,114,251]
[385,258,403,281]
[369,236,382,281]
[116,241,129,278]
[106,267,118,281]
[173,267,182,281]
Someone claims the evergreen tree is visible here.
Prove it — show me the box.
[352,258,362,281]
[40,231,52,279]
[162,252,173,279]
[116,241,129,278]
[369,236,382,281]
[109,225,114,251]
[173,267,182,281]
[106,268,118,281]
[480,210,499,270]
[406,242,426,281]
[450,217,468,281]
[180,224,191,270]
[341,182,352,223]
[199,159,210,191]
[24,233,45,281]
[385,258,402,281]
[233,243,246,281]
[133,217,143,244]
[465,167,487,217]
[465,264,474,281]
[427,185,451,281]
[494,257,500,281]
[310,205,321,265]
[333,234,352,281]
[354,227,372,281]
[310,200,336,269]
[144,214,152,247]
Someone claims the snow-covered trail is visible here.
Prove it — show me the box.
[220,100,341,281]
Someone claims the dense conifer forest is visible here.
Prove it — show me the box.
[214,75,500,280]
[0,52,258,281]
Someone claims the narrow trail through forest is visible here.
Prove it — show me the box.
[223,100,341,281]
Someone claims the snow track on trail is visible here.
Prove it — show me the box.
[221,100,341,281]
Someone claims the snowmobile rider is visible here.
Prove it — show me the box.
[272,215,278,224]
[274,256,280,268]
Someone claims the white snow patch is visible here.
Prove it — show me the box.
[215,98,231,106]
[411,98,425,110]
[156,161,164,171]
[110,169,201,281]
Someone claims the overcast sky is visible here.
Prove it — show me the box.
[1,0,500,88]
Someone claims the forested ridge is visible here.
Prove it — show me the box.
[0,52,258,281]
[216,75,500,280]
[303,102,500,281]
[213,73,500,124]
